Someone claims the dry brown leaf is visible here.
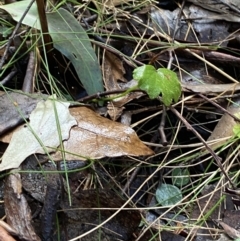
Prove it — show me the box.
[103,51,127,120]
[196,101,240,155]
[217,220,240,239]
[108,80,144,121]
[103,51,126,88]
[207,103,240,150]
[102,52,144,120]
[52,106,154,160]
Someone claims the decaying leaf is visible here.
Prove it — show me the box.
[151,4,230,44]
[0,96,77,171]
[207,101,240,150]
[107,80,145,121]
[52,106,154,160]
[102,52,144,120]
[217,220,240,239]
[103,51,127,120]
[187,0,240,22]
[103,51,126,88]
[0,92,47,135]
[0,103,153,170]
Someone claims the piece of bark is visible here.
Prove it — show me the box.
[21,155,62,240]
[4,172,41,241]
[40,168,62,241]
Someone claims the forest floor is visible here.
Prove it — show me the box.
[1,0,240,241]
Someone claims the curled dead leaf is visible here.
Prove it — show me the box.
[53,107,154,160]
[217,220,240,239]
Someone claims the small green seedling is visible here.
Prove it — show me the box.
[133,65,181,106]
[172,168,190,188]
[156,183,182,206]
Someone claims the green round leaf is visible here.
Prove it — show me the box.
[156,184,182,206]
[133,65,181,106]
[157,68,181,106]
[133,65,161,98]
[172,168,190,187]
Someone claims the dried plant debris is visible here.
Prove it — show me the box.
[216,220,240,239]
[0,102,153,171]
[138,229,186,241]
[16,155,141,240]
[187,0,240,20]
[189,184,234,240]
[151,5,230,44]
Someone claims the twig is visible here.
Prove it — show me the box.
[91,39,144,67]
[197,93,240,122]
[0,69,18,85]
[36,0,53,54]
[77,88,144,102]
[82,17,105,43]
[122,166,141,194]
[158,105,168,146]
[167,50,174,69]
[170,106,234,187]
[22,51,36,93]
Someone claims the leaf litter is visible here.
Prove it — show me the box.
[1,0,240,240]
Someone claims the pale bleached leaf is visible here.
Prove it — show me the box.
[0,96,77,171]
